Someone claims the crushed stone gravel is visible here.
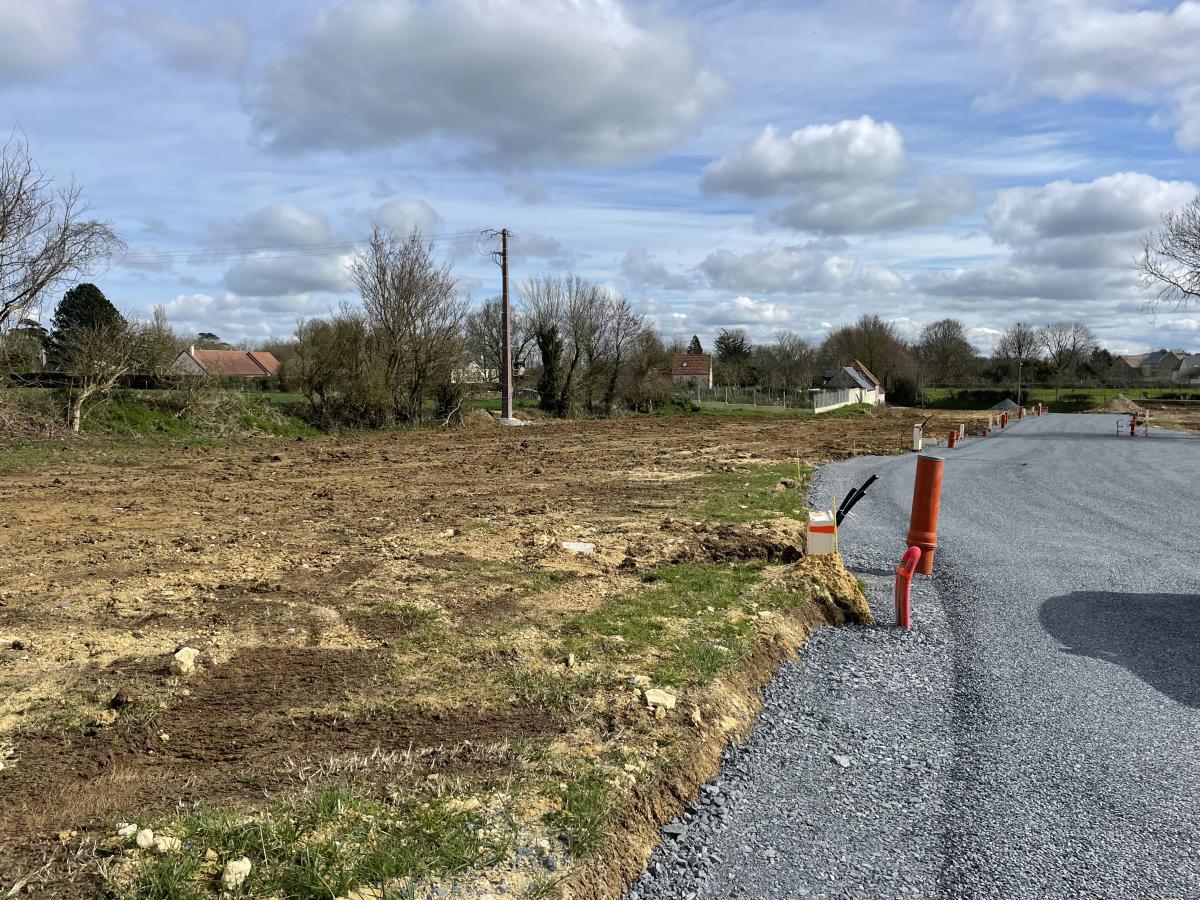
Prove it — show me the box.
[625,413,1200,900]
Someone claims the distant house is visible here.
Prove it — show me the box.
[825,358,886,405]
[1116,349,1189,383]
[451,360,499,385]
[170,346,280,378]
[671,353,713,389]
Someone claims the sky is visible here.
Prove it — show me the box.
[4,0,1200,355]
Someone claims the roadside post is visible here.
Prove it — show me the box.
[906,454,944,576]
[895,546,922,629]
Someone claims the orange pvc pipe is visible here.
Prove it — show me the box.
[906,454,944,576]
[947,431,957,449]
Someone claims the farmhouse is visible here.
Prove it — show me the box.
[825,358,886,405]
[451,360,499,384]
[1116,349,1200,384]
[170,346,280,378]
[671,353,713,388]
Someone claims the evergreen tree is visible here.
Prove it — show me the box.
[687,334,703,354]
[48,283,123,367]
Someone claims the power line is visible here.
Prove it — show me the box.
[118,230,489,265]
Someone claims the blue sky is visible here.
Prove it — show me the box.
[3,0,1200,354]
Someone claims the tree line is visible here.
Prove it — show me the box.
[4,133,1200,432]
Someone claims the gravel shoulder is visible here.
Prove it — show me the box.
[627,413,1200,900]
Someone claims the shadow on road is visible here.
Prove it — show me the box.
[1039,591,1200,708]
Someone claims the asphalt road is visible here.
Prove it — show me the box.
[629,413,1200,900]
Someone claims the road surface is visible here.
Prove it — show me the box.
[628,413,1200,900]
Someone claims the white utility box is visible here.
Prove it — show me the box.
[807,509,838,556]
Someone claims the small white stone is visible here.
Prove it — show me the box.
[169,647,200,676]
[153,835,181,853]
[561,541,595,556]
[116,823,138,838]
[644,688,677,710]
[135,828,155,849]
[222,857,252,890]
[832,754,852,768]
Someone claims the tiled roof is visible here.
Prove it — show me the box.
[191,349,278,376]
[671,354,712,376]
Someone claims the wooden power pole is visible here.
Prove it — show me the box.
[500,228,513,422]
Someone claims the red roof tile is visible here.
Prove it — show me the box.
[191,349,278,377]
[671,354,712,376]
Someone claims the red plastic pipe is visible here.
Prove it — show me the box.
[947,431,958,449]
[906,454,944,576]
[895,546,922,629]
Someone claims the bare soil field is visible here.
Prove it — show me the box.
[0,409,963,899]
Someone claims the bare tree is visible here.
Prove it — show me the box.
[59,314,144,432]
[820,315,913,391]
[1038,321,1097,375]
[994,321,1042,365]
[917,318,977,386]
[519,274,607,416]
[142,305,184,381]
[350,226,466,424]
[465,295,534,383]
[1139,195,1200,307]
[0,136,123,333]
[769,330,818,396]
[599,294,645,414]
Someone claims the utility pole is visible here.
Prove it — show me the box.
[500,228,513,422]
[483,227,516,424]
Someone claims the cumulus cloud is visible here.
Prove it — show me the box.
[621,248,699,291]
[957,0,1200,148]
[248,0,725,166]
[0,0,90,81]
[371,198,442,237]
[223,255,352,297]
[120,6,251,77]
[162,291,329,340]
[702,117,974,234]
[213,202,337,248]
[510,233,576,268]
[700,118,907,199]
[207,202,353,298]
[694,295,792,327]
[913,171,1197,304]
[699,246,905,294]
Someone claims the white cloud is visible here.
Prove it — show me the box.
[699,246,905,294]
[915,171,1197,304]
[510,232,576,267]
[702,117,974,234]
[700,118,907,199]
[695,295,793,327]
[163,291,331,340]
[223,254,352,297]
[248,0,725,166]
[120,6,250,78]
[371,198,441,237]
[214,202,337,248]
[987,172,1197,244]
[621,248,698,291]
[769,174,976,235]
[0,0,90,81]
[957,0,1200,148]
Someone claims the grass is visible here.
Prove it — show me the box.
[116,787,513,900]
[541,770,615,857]
[560,563,763,687]
[687,462,811,524]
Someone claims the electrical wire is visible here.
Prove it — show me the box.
[118,229,492,265]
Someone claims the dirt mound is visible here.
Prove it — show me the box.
[990,398,1019,411]
[1097,393,1145,414]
